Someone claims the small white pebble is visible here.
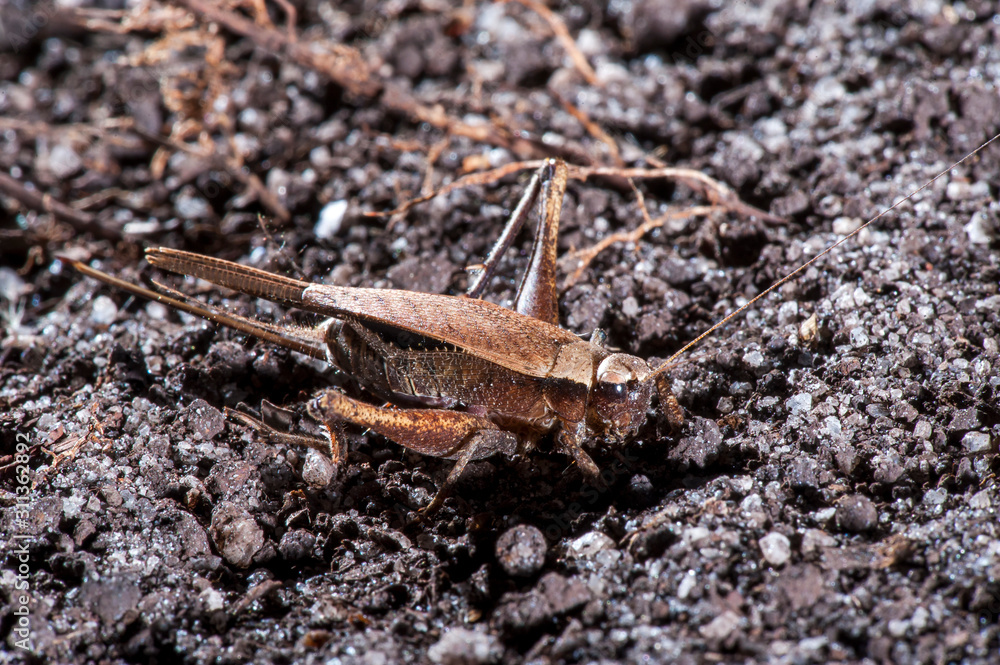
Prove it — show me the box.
[47,143,83,179]
[832,217,862,235]
[961,431,991,453]
[887,619,909,638]
[566,531,615,559]
[90,295,119,326]
[922,488,947,506]
[946,181,973,201]
[200,587,225,611]
[969,490,992,510]
[315,200,349,240]
[849,327,869,348]
[428,628,499,665]
[777,300,799,327]
[759,532,791,566]
[786,393,813,415]
[965,211,994,244]
[301,448,335,487]
[677,571,697,599]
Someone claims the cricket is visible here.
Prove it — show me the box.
[65,138,998,512]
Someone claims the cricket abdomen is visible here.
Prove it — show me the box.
[327,319,554,421]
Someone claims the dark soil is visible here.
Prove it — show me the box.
[2,1,999,663]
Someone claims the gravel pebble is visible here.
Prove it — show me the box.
[495,524,546,577]
[566,531,616,559]
[301,448,336,486]
[315,199,349,239]
[46,142,83,178]
[278,529,317,561]
[210,502,265,568]
[922,488,948,506]
[835,495,878,533]
[185,399,226,441]
[786,392,812,415]
[89,295,119,326]
[961,431,992,453]
[699,610,743,641]
[759,532,791,566]
[800,529,837,554]
[428,628,501,665]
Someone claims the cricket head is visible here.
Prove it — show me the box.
[587,353,654,439]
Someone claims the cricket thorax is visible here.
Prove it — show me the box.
[586,354,654,438]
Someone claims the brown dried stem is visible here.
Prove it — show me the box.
[571,164,784,225]
[0,171,122,242]
[559,205,717,288]
[365,160,547,217]
[557,95,622,166]
[503,0,599,86]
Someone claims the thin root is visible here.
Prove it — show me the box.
[364,160,547,217]
[560,205,717,288]
[503,0,599,86]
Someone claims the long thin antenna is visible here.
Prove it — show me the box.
[649,131,1000,380]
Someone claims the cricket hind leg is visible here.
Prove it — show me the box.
[512,159,567,326]
[465,163,544,300]
[465,160,568,326]
[308,389,518,512]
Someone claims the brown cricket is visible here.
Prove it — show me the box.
[68,161,679,511]
[66,141,996,511]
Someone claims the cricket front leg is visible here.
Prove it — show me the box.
[654,374,685,434]
[308,390,518,511]
[557,425,606,489]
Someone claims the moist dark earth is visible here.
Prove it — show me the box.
[2,1,999,663]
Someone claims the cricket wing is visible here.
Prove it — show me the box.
[146,248,583,379]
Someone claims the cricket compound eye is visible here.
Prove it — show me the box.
[597,380,627,399]
[589,354,655,437]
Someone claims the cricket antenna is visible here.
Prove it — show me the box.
[648,131,1000,381]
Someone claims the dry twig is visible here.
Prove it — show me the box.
[571,163,784,225]
[0,171,122,242]
[559,205,717,288]
[365,160,547,217]
[556,95,623,166]
[503,0,599,86]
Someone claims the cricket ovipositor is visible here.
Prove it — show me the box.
[66,136,999,512]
